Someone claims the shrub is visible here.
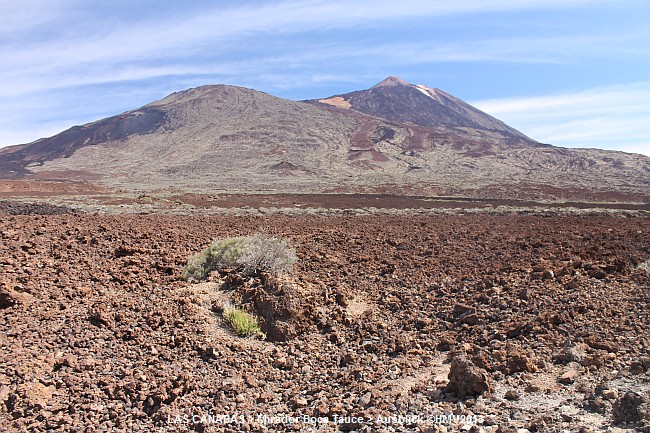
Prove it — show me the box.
[181,234,297,281]
[222,305,266,339]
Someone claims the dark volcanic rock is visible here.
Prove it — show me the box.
[613,391,650,424]
[0,200,73,215]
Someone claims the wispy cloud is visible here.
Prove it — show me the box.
[1,0,639,94]
[472,82,650,155]
[333,33,648,65]
[0,0,647,155]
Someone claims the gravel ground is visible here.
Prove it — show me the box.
[1,213,649,432]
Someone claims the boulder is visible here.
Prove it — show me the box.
[612,391,650,424]
[446,355,492,398]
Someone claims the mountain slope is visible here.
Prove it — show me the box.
[0,78,648,201]
[0,108,166,179]
[312,76,535,143]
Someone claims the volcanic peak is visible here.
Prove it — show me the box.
[371,76,443,95]
[371,76,411,88]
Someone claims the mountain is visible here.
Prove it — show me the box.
[0,77,648,201]
[311,76,533,142]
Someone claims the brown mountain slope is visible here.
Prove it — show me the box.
[0,108,166,179]
[312,76,534,142]
[0,79,648,201]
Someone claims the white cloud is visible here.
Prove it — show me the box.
[338,33,647,65]
[1,0,637,96]
[0,0,82,34]
[472,82,650,156]
[0,0,647,153]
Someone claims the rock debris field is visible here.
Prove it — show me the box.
[1,209,649,432]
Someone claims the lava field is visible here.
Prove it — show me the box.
[1,212,649,432]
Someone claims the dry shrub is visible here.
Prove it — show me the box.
[182,235,296,281]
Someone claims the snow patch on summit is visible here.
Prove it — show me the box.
[414,84,438,99]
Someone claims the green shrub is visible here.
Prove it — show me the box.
[222,305,266,339]
[181,234,297,281]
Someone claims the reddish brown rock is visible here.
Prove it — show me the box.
[584,336,619,353]
[0,285,33,308]
[506,352,537,374]
[446,355,492,398]
[558,365,580,384]
[0,212,648,432]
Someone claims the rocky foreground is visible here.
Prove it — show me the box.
[1,211,649,432]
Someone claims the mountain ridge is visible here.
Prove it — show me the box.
[0,77,648,201]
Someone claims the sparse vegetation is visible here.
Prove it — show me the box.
[637,258,650,272]
[181,234,297,281]
[222,304,266,339]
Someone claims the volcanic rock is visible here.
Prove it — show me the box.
[612,391,650,424]
[240,274,308,342]
[558,365,580,384]
[0,212,649,432]
[446,355,492,398]
[555,342,588,364]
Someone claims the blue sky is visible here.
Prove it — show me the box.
[1,0,648,155]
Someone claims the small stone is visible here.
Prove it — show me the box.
[630,361,644,375]
[641,356,650,371]
[506,352,537,374]
[437,334,456,351]
[505,390,520,400]
[272,356,287,369]
[293,396,308,408]
[21,381,55,409]
[452,304,474,316]
[459,312,479,325]
[555,342,587,364]
[582,353,604,367]
[359,392,372,408]
[587,269,607,279]
[0,286,33,308]
[584,336,618,353]
[559,367,579,384]
[244,375,258,387]
[589,396,607,412]
[531,269,553,280]
[525,382,542,393]
[0,385,10,404]
[314,401,330,416]
[603,389,618,400]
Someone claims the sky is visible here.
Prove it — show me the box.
[0,0,648,156]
